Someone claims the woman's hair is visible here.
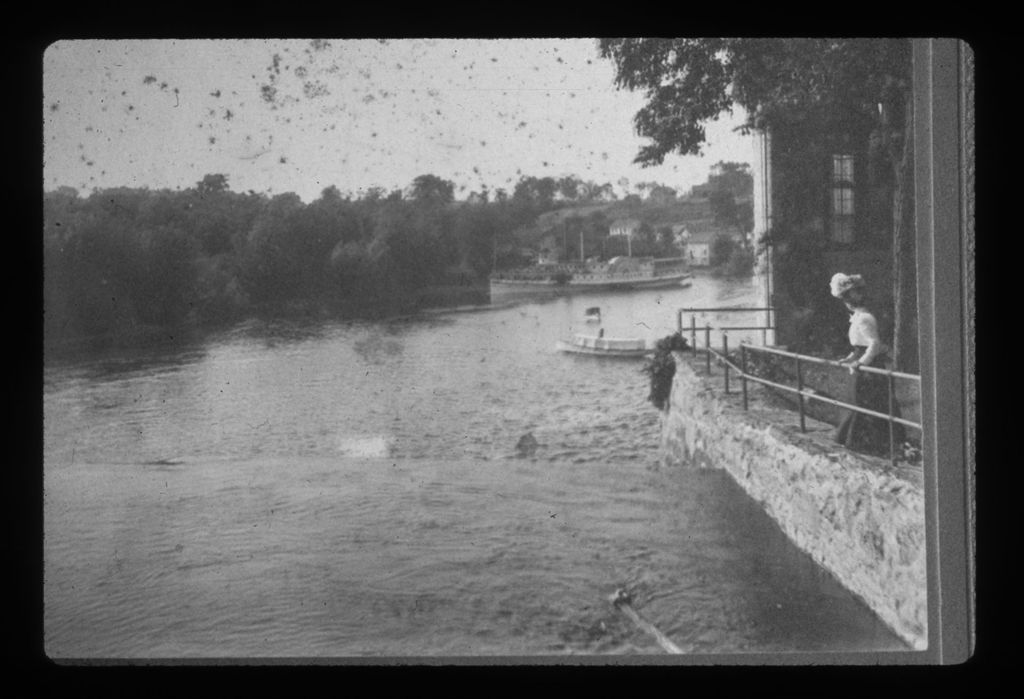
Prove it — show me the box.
[830,272,866,299]
[842,287,865,302]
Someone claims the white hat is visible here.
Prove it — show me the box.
[829,273,865,298]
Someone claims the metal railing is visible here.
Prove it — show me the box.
[677,306,776,349]
[674,306,921,469]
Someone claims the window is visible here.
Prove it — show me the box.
[831,154,855,243]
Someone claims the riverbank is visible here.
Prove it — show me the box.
[660,352,927,650]
[43,283,492,358]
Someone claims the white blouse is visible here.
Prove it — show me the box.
[848,309,887,364]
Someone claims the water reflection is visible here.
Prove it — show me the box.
[46,342,208,384]
[225,317,331,349]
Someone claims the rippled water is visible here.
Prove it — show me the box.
[43,275,906,658]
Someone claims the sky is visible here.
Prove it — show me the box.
[43,39,754,203]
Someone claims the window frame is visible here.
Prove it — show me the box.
[829,153,856,244]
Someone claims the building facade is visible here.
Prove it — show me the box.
[753,114,903,358]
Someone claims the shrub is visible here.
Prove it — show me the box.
[709,233,737,267]
[723,246,755,277]
[641,333,690,410]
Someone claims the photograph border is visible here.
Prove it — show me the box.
[31,35,977,674]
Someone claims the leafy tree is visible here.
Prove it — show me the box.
[647,184,677,204]
[621,193,642,211]
[635,221,657,254]
[238,193,310,305]
[723,246,755,278]
[708,162,753,197]
[709,189,740,232]
[136,224,199,325]
[710,233,737,267]
[557,176,579,202]
[656,225,679,256]
[599,38,917,370]
[196,173,230,197]
[408,174,454,206]
[513,176,557,211]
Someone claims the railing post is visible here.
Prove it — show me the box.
[796,354,806,433]
[690,315,697,356]
[741,343,748,410]
[705,324,712,374]
[888,370,897,469]
[722,333,730,394]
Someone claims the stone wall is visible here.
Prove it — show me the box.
[661,352,927,649]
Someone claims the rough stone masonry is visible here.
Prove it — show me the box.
[660,352,927,649]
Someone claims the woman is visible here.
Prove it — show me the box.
[829,273,905,457]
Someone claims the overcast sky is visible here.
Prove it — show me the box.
[44,39,754,202]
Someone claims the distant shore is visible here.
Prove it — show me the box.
[44,282,492,358]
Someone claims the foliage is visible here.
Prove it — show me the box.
[709,234,754,278]
[408,174,455,206]
[722,247,755,278]
[641,333,690,410]
[758,228,850,356]
[709,233,737,268]
[599,38,918,371]
[707,162,753,198]
[708,189,739,232]
[44,170,614,349]
[598,39,910,164]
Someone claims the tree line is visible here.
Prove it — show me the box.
[43,172,626,347]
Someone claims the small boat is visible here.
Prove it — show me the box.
[584,307,602,323]
[556,333,652,358]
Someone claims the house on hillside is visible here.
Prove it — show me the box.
[683,230,745,267]
[677,220,741,266]
[682,231,717,266]
[537,235,560,264]
[670,224,689,248]
[608,219,641,238]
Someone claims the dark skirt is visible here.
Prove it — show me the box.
[833,350,906,457]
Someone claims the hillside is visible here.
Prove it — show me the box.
[514,194,740,247]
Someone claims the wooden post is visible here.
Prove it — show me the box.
[610,589,685,654]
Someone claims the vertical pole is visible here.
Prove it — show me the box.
[741,343,748,410]
[723,333,730,394]
[888,371,897,470]
[691,315,697,355]
[705,324,712,374]
[796,355,806,432]
[762,325,768,347]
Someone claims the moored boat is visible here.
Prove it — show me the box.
[490,256,691,297]
[555,333,652,358]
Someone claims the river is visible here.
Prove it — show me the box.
[43,273,906,658]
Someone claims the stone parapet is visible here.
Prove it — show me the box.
[661,352,927,649]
